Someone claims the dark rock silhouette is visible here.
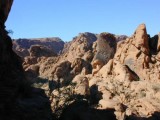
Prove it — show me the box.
[0,0,53,119]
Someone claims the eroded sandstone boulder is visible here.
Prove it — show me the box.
[29,45,57,57]
[113,24,160,81]
[71,58,92,75]
[133,24,149,54]
[92,32,116,64]
[63,32,97,62]
[72,75,90,96]
[92,32,117,75]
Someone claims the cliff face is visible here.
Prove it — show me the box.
[0,0,13,26]
[0,0,24,113]
[0,1,53,120]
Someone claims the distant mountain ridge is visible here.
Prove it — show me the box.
[12,37,65,57]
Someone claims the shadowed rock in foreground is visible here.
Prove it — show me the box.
[0,0,53,120]
[59,100,116,120]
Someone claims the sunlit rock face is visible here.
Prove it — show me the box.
[12,22,160,119]
[54,24,160,119]
[9,18,160,119]
[114,24,160,81]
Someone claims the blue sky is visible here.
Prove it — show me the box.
[6,0,160,41]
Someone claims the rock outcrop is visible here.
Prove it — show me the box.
[29,45,57,57]
[92,32,117,75]
[91,24,160,119]
[11,22,160,119]
[114,24,160,81]
[15,23,160,119]
[62,32,97,62]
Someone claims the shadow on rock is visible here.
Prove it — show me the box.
[59,100,116,120]
[0,87,54,120]
[126,111,160,120]
[90,84,102,105]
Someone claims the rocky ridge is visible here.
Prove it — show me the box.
[13,37,64,57]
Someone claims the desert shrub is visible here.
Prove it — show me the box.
[51,82,89,119]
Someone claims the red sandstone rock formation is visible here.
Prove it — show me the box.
[19,24,160,119]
